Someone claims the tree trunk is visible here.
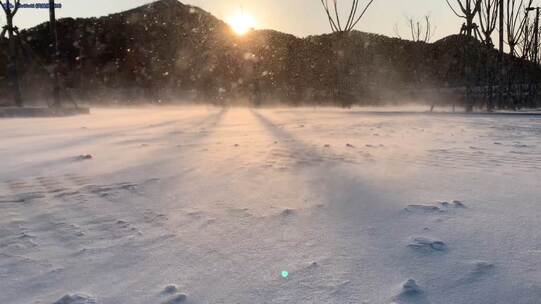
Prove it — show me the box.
[6,15,22,107]
[497,0,504,111]
[466,17,474,37]
[465,17,474,112]
[49,0,61,107]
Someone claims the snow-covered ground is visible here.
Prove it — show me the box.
[0,106,540,304]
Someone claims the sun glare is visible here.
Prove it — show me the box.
[227,11,256,35]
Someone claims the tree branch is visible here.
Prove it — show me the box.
[344,0,358,31]
[446,0,467,18]
[321,0,339,32]
[320,0,375,33]
[0,1,7,14]
[425,16,431,42]
[11,0,20,16]
[333,0,343,32]
[348,0,375,31]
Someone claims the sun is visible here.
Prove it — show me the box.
[227,11,256,35]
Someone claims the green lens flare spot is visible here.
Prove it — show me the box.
[281,271,289,278]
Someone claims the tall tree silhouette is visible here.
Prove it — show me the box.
[478,0,499,47]
[518,10,534,60]
[0,0,22,106]
[320,0,375,33]
[446,0,482,37]
[446,0,483,112]
[478,0,499,111]
[319,0,376,107]
[506,0,531,57]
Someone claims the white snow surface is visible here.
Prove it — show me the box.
[0,106,540,304]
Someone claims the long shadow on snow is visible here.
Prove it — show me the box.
[100,107,228,179]
[23,109,222,157]
[8,109,230,302]
[250,109,418,302]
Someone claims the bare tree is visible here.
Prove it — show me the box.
[478,0,499,47]
[441,1,503,111]
[524,5,540,64]
[320,0,376,33]
[0,0,22,106]
[518,12,534,60]
[446,0,484,112]
[411,16,434,43]
[476,0,499,111]
[506,0,531,57]
[446,0,482,37]
[319,0,376,107]
[502,0,532,110]
[395,15,435,43]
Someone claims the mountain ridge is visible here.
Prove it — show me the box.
[1,0,539,107]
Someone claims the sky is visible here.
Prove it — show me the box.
[1,0,466,41]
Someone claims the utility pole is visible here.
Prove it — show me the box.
[497,0,504,111]
[499,0,504,57]
[49,0,61,107]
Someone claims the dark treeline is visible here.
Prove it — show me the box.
[1,0,541,109]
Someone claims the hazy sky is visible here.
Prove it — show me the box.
[3,0,465,40]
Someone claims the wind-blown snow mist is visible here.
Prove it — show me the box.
[0,106,540,303]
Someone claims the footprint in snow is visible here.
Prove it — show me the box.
[74,155,93,161]
[53,293,96,304]
[404,201,466,213]
[404,205,442,213]
[457,261,495,284]
[470,261,494,276]
[204,218,217,225]
[161,285,187,304]
[162,284,179,295]
[439,200,466,209]
[408,237,447,252]
[390,279,431,304]
[280,208,296,217]
[449,261,496,287]
[284,261,322,280]
[227,208,252,218]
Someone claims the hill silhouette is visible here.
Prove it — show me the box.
[1,0,540,107]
